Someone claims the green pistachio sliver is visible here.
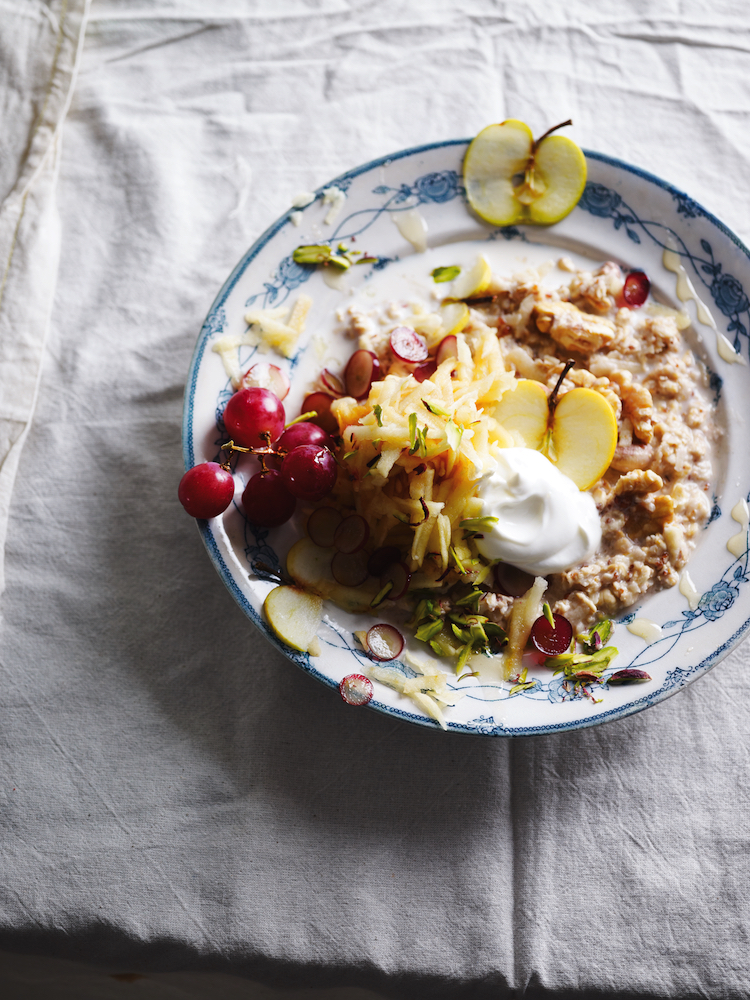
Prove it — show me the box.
[327,254,351,271]
[459,516,499,532]
[415,619,444,643]
[292,244,332,265]
[509,679,537,696]
[422,399,451,418]
[431,265,461,283]
[445,419,463,453]
[370,581,393,608]
[455,588,484,608]
[450,546,467,575]
[373,404,383,427]
[408,412,418,452]
[456,640,474,674]
[543,602,555,627]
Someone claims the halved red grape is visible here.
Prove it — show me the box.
[344,350,381,399]
[623,270,650,307]
[240,362,290,400]
[277,421,334,453]
[242,470,296,527]
[530,613,574,656]
[367,546,401,577]
[366,624,404,661]
[436,334,458,366]
[281,444,337,501]
[320,369,345,396]
[380,561,411,601]
[333,514,369,554]
[302,392,339,436]
[390,326,428,363]
[339,673,373,706]
[414,360,437,383]
[223,387,286,449]
[307,506,342,547]
[178,462,234,519]
[331,550,369,586]
[494,563,537,598]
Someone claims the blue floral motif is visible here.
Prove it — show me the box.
[488,226,529,244]
[711,273,750,317]
[699,581,737,621]
[672,191,703,219]
[414,170,460,203]
[579,182,622,217]
[202,306,226,338]
[243,520,282,582]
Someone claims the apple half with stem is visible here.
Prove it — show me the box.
[464,119,587,227]
[494,375,617,490]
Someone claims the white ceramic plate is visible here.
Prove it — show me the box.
[183,140,750,736]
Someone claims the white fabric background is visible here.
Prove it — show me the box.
[1,1,750,997]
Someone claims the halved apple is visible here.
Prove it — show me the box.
[494,379,617,490]
[464,119,587,227]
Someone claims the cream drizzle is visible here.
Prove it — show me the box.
[662,245,744,364]
[393,209,428,253]
[626,618,663,642]
[679,569,700,610]
[728,498,750,557]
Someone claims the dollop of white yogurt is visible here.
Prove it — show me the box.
[473,448,601,576]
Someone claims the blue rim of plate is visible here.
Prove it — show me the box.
[183,139,750,737]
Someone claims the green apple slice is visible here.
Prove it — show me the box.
[264,585,323,652]
[550,387,617,490]
[286,537,378,613]
[493,379,549,449]
[526,135,587,225]
[463,120,533,226]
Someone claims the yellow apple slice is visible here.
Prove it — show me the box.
[264,585,323,652]
[463,120,533,226]
[550,388,617,490]
[526,135,587,225]
[449,253,492,300]
[286,537,378,613]
[493,379,549,449]
[439,301,470,336]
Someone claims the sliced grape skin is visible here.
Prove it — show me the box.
[242,470,296,527]
[623,270,650,307]
[277,421,334,453]
[389,326,428,363]
[178,463,235,519]
[333,514,369,554]
[366,623,404,661]
[435,334,458,366]
[301,392,339,436]
[339,674,374,706]
[530,613,574,656]
[223,387,286,449]
[494,563,537,598]
[280,444,337,501]
[240,362,290,400]
[307,507,343,548]
[344,350,381,399]
[380,561,411,601]
[414,360,437,384]
[330,550,369,586]
[320,369,345,397]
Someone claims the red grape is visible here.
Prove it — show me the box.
[178,462,234,519]
[320,369,345,396]
[344,350,381,399]
[242,470,296,527]
[277,421,334,453]
[223,387,285,449]
[379,561,411,600]
[333,514,369,554]
[414,360,437,383]
[301,392,339,436]
[622,270,650,307]
[530,613,574,656]
[366,624,404,661]
[390,326,428,363]
[280,444,337,501]
[240,362,290,400]
[436,334,458,366]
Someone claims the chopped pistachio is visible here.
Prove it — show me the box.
[431,265,461,283]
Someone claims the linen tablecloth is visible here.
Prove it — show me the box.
[2,2,750,997]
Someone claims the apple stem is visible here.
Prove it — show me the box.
[548,359,576,412]
[533,119,573,152]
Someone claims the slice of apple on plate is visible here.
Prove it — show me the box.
[464,119,587,227]
[494,379,617,490]
[264,585,323,653]
[286,537,378,614]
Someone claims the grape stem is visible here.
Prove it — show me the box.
[220,439,251,470]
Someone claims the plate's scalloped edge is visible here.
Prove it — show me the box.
[182,140,750,737]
